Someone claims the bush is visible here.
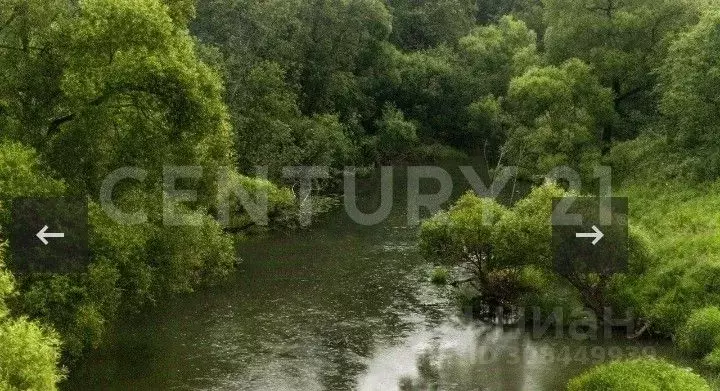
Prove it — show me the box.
[492,183,565,269]
[419,191,507,264]
[429,266,449,285]
[678,306,720,358]
[567,358,710,391]
[702,346,720,370]
[0,318,64,391]
[215,170,296,230]
[0,238,64,390]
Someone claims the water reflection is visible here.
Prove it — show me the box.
[359,319,671,391]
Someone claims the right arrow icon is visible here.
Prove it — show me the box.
[576,225,604,245]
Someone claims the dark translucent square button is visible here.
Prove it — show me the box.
[8,197,89,273]
[551,197,629,276]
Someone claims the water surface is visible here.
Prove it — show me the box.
[65,165,675,390]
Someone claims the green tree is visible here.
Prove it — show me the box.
[419,191,517,305]
[0,0,246,361]
[476,0,544,40]
[422,183,655,324]
[457,15,540,97]
[503,59,613,179]
[0,0,233,197]
[0,240,64,391]
[659,10,720,179]
[388,0,477,50]
[543,0,702,141]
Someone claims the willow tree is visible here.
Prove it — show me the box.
[503,59,614,179]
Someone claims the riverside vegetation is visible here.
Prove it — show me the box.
[2,0,720,389]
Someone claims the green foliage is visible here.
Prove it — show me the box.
[423,183,658,322]
[618,181,720,335]
[420,188,571,307]
[466,96,503,153]
[544,0,702,139]
[604,134,706,185]
[216,170,297,230]
[0,0,243,362]
[195,0,391,162]
[373,105,419,162]
[0,240,64,391]
[457,15,539,96]
[4,0,720,383]
[15,193,237,358]
[476,0,544,35]
[504,59,613,179]
[420,191,507,264]
[492,183,565,269]
[0,0,233,196]
[231,61,356,175]
[388,0,477,50]
[567,358,710,391]
[702,346,720,370]
[678,306,720,359]
[376,15,539,151]
[0,142,66,228]
[659,10,720,179]
[0,142,65,200]
[492,183,589,316]
[429,266,449,285]
[0,318,64,391]
[89,195,235,303]
[378,46,462,144]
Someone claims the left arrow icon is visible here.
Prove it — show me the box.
[36,225,65,245]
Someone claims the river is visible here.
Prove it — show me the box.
[64,164,677,390]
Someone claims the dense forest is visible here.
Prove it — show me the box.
[2,0,720,389]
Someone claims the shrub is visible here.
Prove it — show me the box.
[678,306,720,358]
[429,266,449,285]
[215,170,296,230]
[420,191,516,305]
[0,318,64,391]
[420,191,507,264]
[567,358,710,391]
[0,237,64,390]
[492,183,565,269]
